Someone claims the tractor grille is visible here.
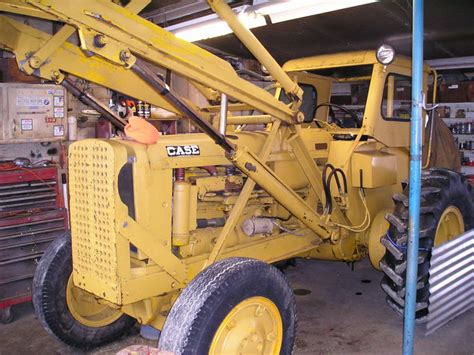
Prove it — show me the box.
[69,140,120,303]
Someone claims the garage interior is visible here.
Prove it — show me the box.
[0,0,473,354]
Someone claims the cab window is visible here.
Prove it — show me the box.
[279,84,317,123]
[382,74,412,120]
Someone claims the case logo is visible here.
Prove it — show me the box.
[166,145,200,157]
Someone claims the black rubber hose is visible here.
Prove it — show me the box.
[334,168,348,194]
[327,169,342,194]
[322,164,335,214]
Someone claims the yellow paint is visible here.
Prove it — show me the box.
[434,206,465,246]
[0,0,440,336]
[209,297,283,355]
[66,275,123,327]
[351,150,397,188]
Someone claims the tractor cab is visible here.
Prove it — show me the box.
[283,48,435,148]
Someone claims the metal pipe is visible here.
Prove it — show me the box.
[219,93,228,135]
[208,0,302,102]
[227,115,274,125]
[61,77,127,130]
[403,0,424,353]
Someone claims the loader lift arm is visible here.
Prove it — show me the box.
[0,0,349,261]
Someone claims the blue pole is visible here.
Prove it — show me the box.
[403,0,424,354]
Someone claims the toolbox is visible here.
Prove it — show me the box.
[0,166,67,323]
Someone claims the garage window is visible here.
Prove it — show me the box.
[381,73,412,121]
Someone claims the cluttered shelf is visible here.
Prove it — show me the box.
[436,102,474,177]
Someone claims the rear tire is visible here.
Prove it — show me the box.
[32,233,135,349]
[158,257,297,354]
[380,169,473,320]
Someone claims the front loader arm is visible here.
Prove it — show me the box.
[0,0,349,259]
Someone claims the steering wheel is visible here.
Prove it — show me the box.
[315,102,361,128]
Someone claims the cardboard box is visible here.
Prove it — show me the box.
[439,82,469,103]
[434,106,451,119]
[467,81,474,102]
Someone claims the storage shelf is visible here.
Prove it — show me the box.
[439,102,474,168]
[442,117,474,120]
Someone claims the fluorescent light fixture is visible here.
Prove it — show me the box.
[168,0,378,42]
[257,0,378,24]
[170,7,266,42]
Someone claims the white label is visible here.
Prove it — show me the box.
[16,96,50,107]
[54,107,65,118]
[54,96,64,107]
[21,118,33,131]
[166,145,200,157]
[448,84,459,89]
[53,125,64,136]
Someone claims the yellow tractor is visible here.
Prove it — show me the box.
[0,0,472,353]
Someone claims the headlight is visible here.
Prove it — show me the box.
[376,44,396,66]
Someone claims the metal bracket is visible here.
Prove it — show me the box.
[420,92,439,112]
[78,26,136,68]
[119,217,188,284]
[22,23,76,75]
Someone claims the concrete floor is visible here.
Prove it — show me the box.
[1,258,472,354]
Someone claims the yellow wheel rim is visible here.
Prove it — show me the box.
[209,296,283,355]
[66,275,122,328]
[434,206,465,246]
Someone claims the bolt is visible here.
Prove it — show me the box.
[29,56,42,69]
[120,50,132,62]
[296,111,305,123]
[51,70,63,81]
[123,221,128,228]
[226,319,236,330]
[93,34,108,48]
[266,331,275,341]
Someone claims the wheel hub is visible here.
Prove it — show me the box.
[434,206,465,246]
[209,296,283,355]
[66,275,122,328]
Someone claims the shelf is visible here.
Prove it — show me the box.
[442,117,474,120]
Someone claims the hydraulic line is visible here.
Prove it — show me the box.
[322,164,349,215]
[332,188,371,233]
[131,60,235,153]
[61,77,127,130]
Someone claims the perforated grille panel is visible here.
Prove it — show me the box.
[69,140,120,303]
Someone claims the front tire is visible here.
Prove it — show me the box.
[158,257,297,354]
[380,169,473,320]
[32,233,135,349]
